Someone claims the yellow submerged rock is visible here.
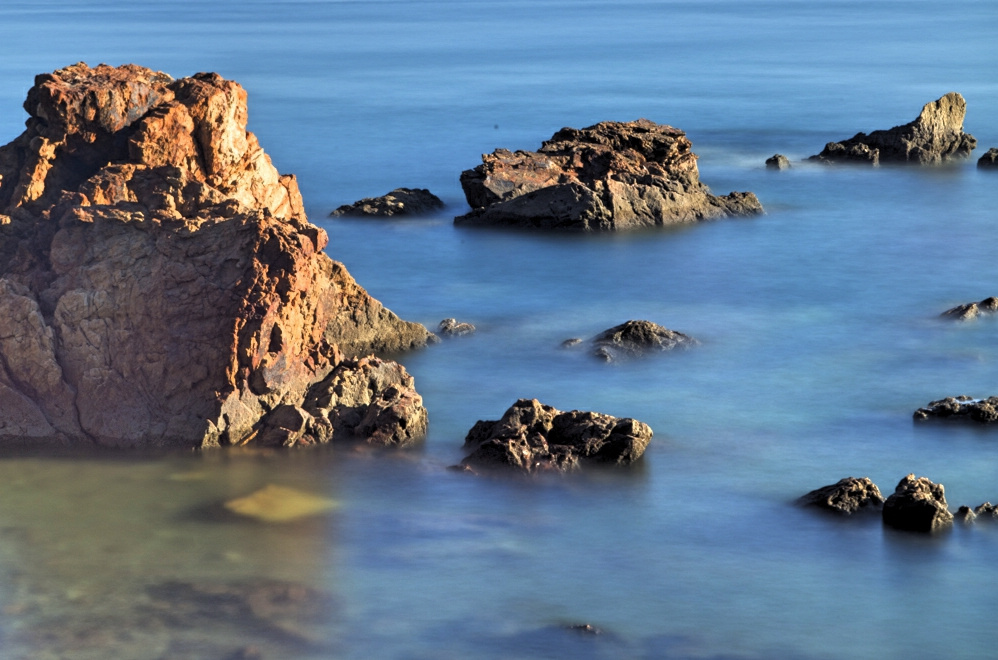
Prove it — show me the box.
[224,484,338,523]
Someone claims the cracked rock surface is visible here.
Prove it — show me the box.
[0,63,431,448]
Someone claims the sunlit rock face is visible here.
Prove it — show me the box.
[0,63,431,448]
[808,92,977,165]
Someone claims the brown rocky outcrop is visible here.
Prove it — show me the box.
[459,398,653,473]
[882,474,953,533]
[0,63,431,448]
[808,93,976,165]
[797,477,885,515]
[913,396,998,423]
[455,119,763,231]
[330,187,443,217]
[940,296,998,320]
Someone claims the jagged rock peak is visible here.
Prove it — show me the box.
[808,92,977,165]
[0,63,431,449]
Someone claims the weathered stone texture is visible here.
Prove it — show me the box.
[809,93,976,165]
[0,63,430,448]
[456,119,763,231]
[460,398,653,473]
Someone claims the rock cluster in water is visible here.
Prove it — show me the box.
[882,474,954,532]
[796,473,998,533]
[330,187,443,217]
[455,119,763,231]
[0,63,432,448]
[913,395,998,423]
[808,93,976,165]
[458,398,653,473]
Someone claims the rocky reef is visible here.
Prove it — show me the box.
[455,119,763,231]
[0,63,432,448]
[458,398,653,474]
[330,187,443,217]
[913,396,998,423]
[808,93,976,165]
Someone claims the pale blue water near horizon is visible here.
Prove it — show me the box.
[2,1,998,658]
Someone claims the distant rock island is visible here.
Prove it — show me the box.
[455,119,763,231]
[808,92,976,165]
[0,63,432,448]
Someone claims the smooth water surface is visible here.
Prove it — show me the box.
[1,1,998,658]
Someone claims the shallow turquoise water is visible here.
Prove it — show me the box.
[2,1,998,658]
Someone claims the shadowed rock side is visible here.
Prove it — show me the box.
[808,93,976,165]
[940,296,998,320]
[979,148,998,168]
[455,119,763,231]
[797,477,884,515]
[882,474,953,533]
[330,187,443,217]
[0,63,431,448]
[459,398,653,474]
[913,396,998,423]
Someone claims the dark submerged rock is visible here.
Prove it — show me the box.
[591,320,698,361]
[940,296,998,320]
[882,474,954,533]
[978,148,998,168]
[808,93,976,165]
[797,477,884,515]
[330,187,443,217]
[459,398,653,474]
[913,396,998,423]
[765,154,791,170]
[455,119,763,231]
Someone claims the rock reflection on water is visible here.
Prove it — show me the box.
[0,450,342,659]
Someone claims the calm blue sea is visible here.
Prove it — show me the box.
[2,1,998,658]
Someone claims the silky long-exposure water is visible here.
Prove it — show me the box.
[1,1,998,658]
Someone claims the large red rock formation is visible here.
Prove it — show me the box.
[0,63,431,448]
